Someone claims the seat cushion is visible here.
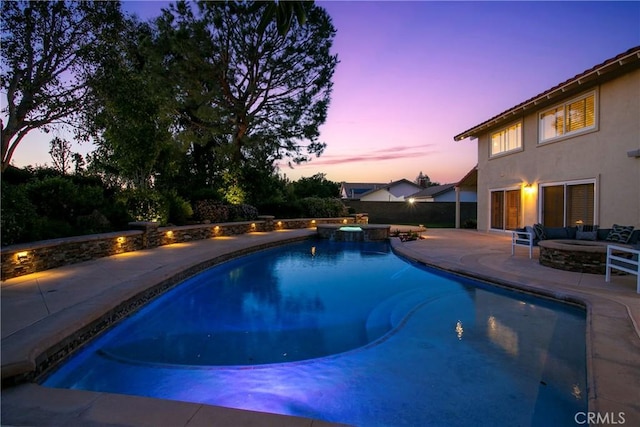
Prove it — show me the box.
[533,223,546,240]
[576,224,598,241]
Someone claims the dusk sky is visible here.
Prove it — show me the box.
[9,1,640,185]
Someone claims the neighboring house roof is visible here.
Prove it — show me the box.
[359,179,422,198]
[456,165,478,189]
[340,182,387,198]
[454,45,640,141]
[410,184,456,199]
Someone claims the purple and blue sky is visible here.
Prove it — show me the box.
[9,1,640,184]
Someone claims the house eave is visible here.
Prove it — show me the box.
[453,47,640,142]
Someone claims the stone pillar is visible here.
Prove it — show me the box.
[128,221,160,249]
[257,215,275,231]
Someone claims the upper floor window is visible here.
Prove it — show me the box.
[490,122,522,157]
[539,91,596,143]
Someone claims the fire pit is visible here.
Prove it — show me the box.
[538,239,610,274]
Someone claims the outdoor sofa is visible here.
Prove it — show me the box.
[511,224,639,258]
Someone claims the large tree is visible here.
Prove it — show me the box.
[156,0,338,183]
[0,0,123,172]
[85,17,179,189]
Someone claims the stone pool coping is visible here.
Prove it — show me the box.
[2,228,639,425]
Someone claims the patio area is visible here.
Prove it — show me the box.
[1,228,639,426]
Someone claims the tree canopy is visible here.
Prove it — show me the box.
[2,0,342,241]
[159,1,337,166]
[85,0,338,203]
[0,0,123,171]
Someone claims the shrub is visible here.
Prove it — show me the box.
[26,176,79,220]
[256,200,304,218]
[193,200,229,223]
[228,203,259,221]
[1,182,37,245]
[164,192,193,225]
[101,199,133,229]
[28,217,77,241]
[300,197,347,218]
[76,209,112,234]
[117,188,167,223]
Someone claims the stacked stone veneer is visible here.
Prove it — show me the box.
[538,240,632,275]
[539,245,608,274]
[1,217,359,280]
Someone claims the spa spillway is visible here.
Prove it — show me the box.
[316,224,390,241]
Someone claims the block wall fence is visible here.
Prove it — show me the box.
[1,216,365,280]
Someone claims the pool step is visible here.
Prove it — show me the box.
[365,288,435,341]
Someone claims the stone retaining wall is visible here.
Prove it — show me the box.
[1,217,358,280]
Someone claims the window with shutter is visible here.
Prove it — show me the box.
[539,91,596,143]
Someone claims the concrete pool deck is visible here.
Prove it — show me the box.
[1,228,639,426]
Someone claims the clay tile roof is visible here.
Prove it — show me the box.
[454,46,640,141]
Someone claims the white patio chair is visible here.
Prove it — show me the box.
[512,230,533,259]
[606,244,640,293]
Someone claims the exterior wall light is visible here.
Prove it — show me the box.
[16,251,28,262]
[166,230,174,238]
[117,237,125,243]
[524,183,535,194]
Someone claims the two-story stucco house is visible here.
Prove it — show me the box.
[454,46,640,233]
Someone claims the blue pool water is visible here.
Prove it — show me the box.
[43,240,587,426]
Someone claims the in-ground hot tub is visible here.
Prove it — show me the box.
[538,239,611,274]
[316,224,390,242]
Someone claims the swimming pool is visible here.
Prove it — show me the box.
[43,240,587,426]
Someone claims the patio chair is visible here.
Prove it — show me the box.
[512,229,534,258]
[606,244,640,293]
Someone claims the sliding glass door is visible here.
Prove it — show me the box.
[490,189,521,230]
[541,181,595,227]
